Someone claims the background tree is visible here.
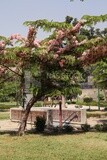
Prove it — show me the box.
[79,20,107,104]
[1,14,107,135]
[92,60,107,102]
[0,18,84,135]
[0,67,20,103]
[83,96,93,110]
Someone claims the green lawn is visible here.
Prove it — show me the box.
[87,110,107,118]
[0,102,17,110]
[0,111,10,120]
[0,132,107,160]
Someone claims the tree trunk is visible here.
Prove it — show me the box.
[59,101,62,128]
[18,96,38,136]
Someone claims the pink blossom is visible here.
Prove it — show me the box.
[59,59,65,67]
[10,34,16,40]
[25,41,30,47]
[56,30,65,40]
[16,52,26,58]
[53,54,59,59]
[48,40,53,45]
[0,67,5,75]
[48,39,59,46]
[29,26,35,32]
[48,39,60,51]
[0,51,3,54]
[33,40,40,47]
[75,40,78,45]
[3,50,7,55]
[0,41,5,48]
[72,40,78,47]
[9,34,24,41]
[72,36,76,40]
[56,48,64,54]
[78,39,87,46]
[16,35,23,40]
[72,21,83,33]
[82,50,90,56]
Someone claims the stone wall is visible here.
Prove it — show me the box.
[10,107,87,126]
[10,108,47,123]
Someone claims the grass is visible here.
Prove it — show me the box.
[0,102,17,110]
[76,100,107,107]
[0,102,17,105]
[0,102,11,120]
[87,110,107,118]
[0,111,10,120]
[0,132,107,160]
[0,105,107,160]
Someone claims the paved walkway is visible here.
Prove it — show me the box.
[0,117,106,132]
[0,120,34,132]
[66,104,104,110]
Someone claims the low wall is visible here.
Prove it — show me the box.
[10,108,47,123]
[10,107,87,126]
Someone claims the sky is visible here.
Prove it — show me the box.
[0,0,107,40]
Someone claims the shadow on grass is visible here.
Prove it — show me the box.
[0,127,91,137]
[0,129,91,137]
[98,119,107,123]
[26,127,86,137]
[0,109,10,112]
[0,130,18,136]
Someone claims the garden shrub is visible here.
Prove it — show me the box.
[34,116,46,132]
[83,97,93,103]
[83,97,93,110]
[63,125,74,133]
[94,124,102,132]
[52,126,60,134]
[104,107,107,111]
[99,94,105,101]
[49,125,74,134]
[81,124,90,132]
[34,101,43,107]
[94,123,107,132]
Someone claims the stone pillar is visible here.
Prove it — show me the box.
[48,97,51,101]
[61,95,66,108]
[81,109,87,124]
[47,110,53,127]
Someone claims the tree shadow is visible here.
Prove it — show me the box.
[0,130,18,136]
[0,109,9,112]
[98,119,107,123]
[0,125,92,137]
[26,127,86,137]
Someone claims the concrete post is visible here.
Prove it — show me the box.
[81,109,87,124]
[61,95,66,108]
[47,110,53,127]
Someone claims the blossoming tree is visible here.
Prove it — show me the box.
[0,14,107,135]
